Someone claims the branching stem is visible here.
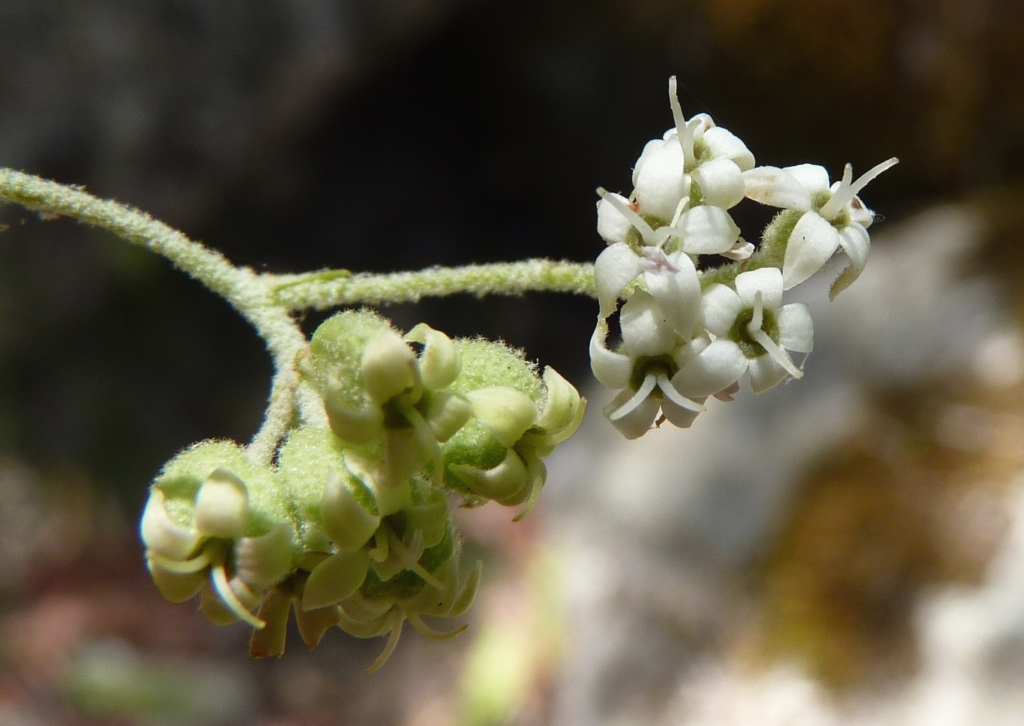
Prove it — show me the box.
[0,168,597,464]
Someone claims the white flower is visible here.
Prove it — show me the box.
[589,292,710,438]
[594,190,738,327]
[630,77,754,220]
[697,268,814,393]
[743,158,898,291]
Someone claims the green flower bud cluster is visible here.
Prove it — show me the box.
[140,310,583,670]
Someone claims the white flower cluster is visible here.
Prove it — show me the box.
[592,77,897,438]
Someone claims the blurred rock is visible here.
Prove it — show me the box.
[546,199,1024,724]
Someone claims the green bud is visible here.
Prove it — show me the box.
[440,340,583,514]
[141,440,299,630]
[307,309,393,405]
[450,338,544,400]
[277,426,376,553]
[441,340,544,486]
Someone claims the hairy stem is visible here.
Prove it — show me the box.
[269,259,596,309]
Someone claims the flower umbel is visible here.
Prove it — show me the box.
[590,76,893,437]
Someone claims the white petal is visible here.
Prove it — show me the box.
[671,333,711,370]
[837,223,871,272]
[140,489,199,560]
[644,252,701,338]
[451,450,530,504]
[655,372,704,413]
[783,163,831,194]
[660,398,704,429]
[742,166,813,211]
[747,355,789,394]
[594,242,641,318]
[620,291,677,357]
[362,329,420,405]
[603,389,660,440]
[700,283,743,337]
[782,212,841,290]
[672,339,747,398]
[589,319,632,389]
[777,304,814,353]
[721,239,754,261]
[322,470,380,551]
[633,138,688,222]
[465,387,538,448]
[676,205,740,255]
[423,390,473,442]
[596,193,634,245]
[234,524,294,588]
[303,551,369,610]
[534,366,584,440]
[702,126,755,171]
[849,196,875,227]
[632,138,665,186]
[149,565,205,603]
[735,267,783,311]
[194,469,249,540]
[691,157,745,209]
[405,324,460,390]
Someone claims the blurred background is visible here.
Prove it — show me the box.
[1,0,1024,724]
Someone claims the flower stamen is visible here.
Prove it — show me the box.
[654,372,704,412]
[608,372,659,422]
[819,157,899,220]
[597,187,657,244]
[211,561,266,629]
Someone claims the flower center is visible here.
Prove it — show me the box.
[728,307,780,359]
[628,356,676,392]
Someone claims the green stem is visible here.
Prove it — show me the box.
[269,260,596,309]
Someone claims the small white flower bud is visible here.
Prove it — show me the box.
[361,329,421,405]
[690,157,745,209]
[405,323,461,390]
[321,470,380,551]
[194,468,249,540]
